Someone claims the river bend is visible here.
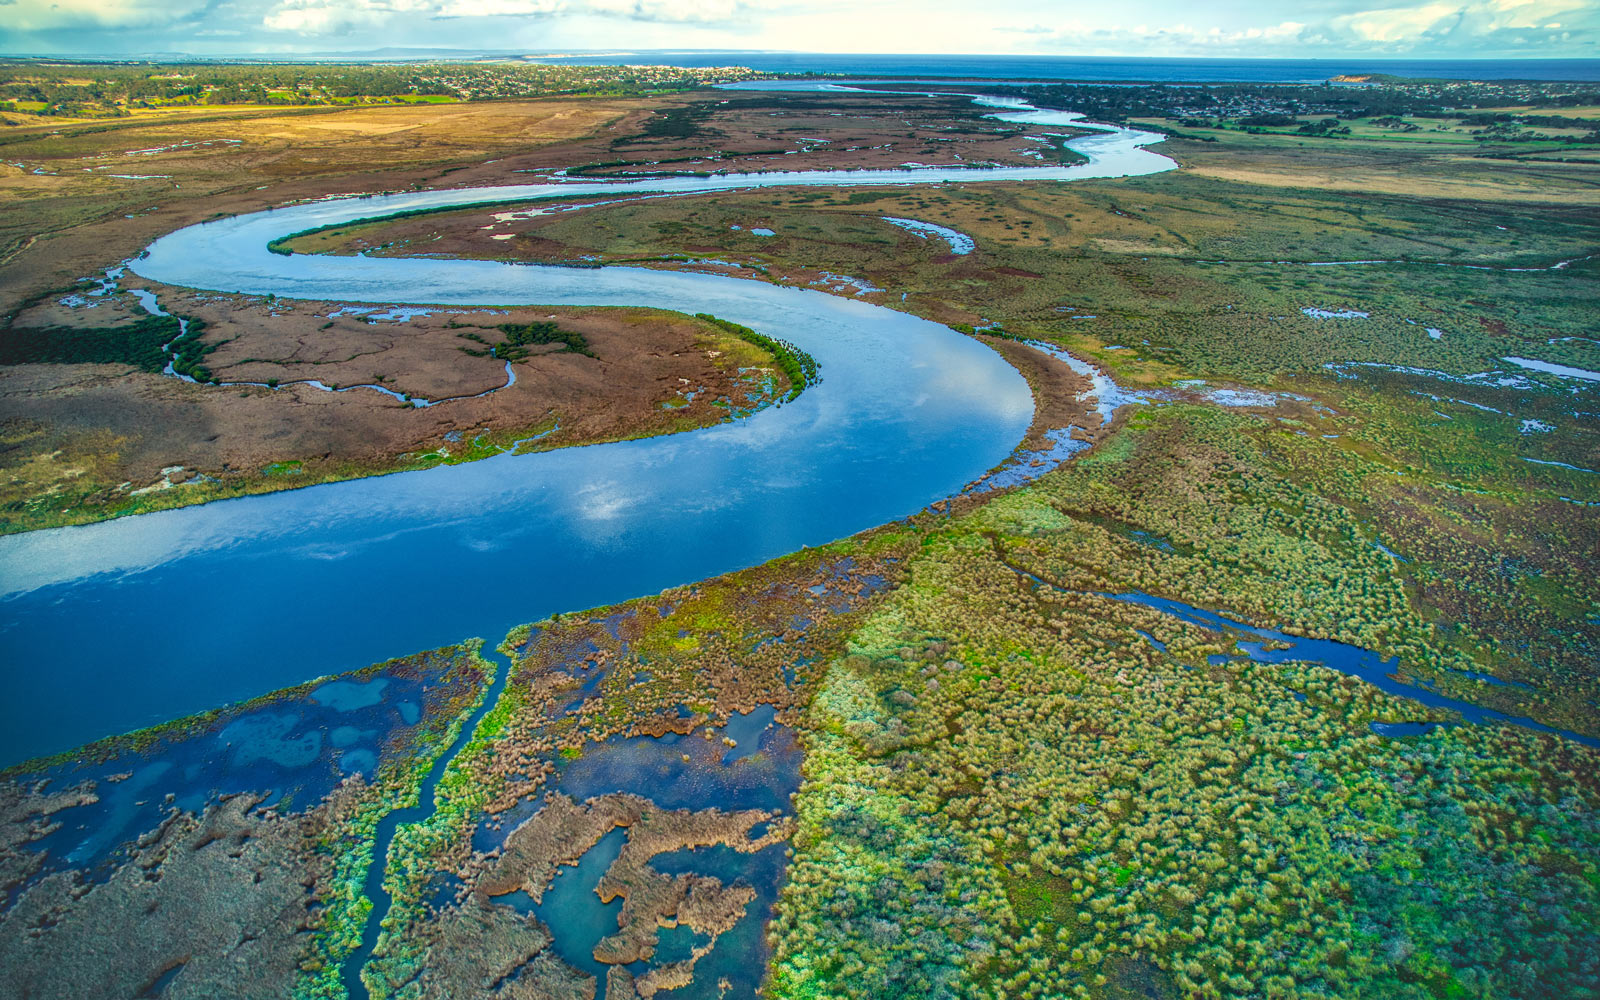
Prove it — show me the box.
[0,94,1175,763]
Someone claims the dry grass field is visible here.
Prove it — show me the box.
[1140,124,1600,202]
[0,96,665,313]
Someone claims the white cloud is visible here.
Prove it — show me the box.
[1324,0,1594,45]
[1010,0,1595,55]
[4,0,209,30]
[262,3,373,33]
[2,0,1595,56]
[586,0,746,22]
[1025,17,1308,54]
[256,0,756,33]
[1330,2,1461,42]
[433,0,564,16]
[262,0,434,33]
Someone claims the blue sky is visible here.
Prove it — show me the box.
[1,0,1595,58]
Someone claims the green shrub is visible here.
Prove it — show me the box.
[458,321,593,361]
[0,315,180,371]
[694,313,819,401]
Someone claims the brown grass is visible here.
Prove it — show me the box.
[0,96,662,317]
[1136,124,1600,205]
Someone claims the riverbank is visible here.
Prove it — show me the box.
[0,290,795,535]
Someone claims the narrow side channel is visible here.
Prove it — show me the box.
[997,550,1599,748]
[339,646,513,1000]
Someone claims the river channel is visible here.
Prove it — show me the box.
[0,90,1176,764]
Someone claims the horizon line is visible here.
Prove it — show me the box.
[3,49,1599,63]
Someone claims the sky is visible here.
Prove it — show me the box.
[1,0,1595,59]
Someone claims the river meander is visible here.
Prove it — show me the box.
[0,91,1176,765]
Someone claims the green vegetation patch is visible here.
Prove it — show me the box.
[0,61,765,119]
[0,315,179,371]
[694,313,818,402]
[0,314,220,382]
[772,434,1600,999]
[458,320,594,361]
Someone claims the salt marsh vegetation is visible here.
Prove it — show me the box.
[2,74,1596,1000]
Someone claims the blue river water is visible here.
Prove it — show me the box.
[0,95,1174,765]
[999,552,1595,747]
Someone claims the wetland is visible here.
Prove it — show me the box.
[1,69,1598,1000]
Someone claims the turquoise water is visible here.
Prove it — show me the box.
[649,842,789,999]
[521,53,1600,84]
[528,827,629,990]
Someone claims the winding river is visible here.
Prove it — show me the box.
[0,91,1176,764]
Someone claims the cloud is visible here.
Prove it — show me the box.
[257,0,758,34]
[1020,0,1594,55]
[3,0,210,30]
[1031,17,1310,53]
[261,0,563,33]
[584,0,747,23]
[261,0,440,33]
[432,0,564,16]
[2,0,1595,56]
[1320,0,1594,47]
[1328,2,1462,42]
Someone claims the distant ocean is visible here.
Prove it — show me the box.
[520,52,1600,84]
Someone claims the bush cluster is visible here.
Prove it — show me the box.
[695,313,818,402]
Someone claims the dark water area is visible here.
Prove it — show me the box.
[971,427,1092,492]
[469,703,794,856]
[555,707,800,814]
[650,921,708,966]
[522,52,1600,83]
[523,836,786,999]
[651,841,790,999]
[1107,591,1600,748]
[554,655,611,717]
[1130,530,1177,553]
[1133,628,1166,652]
[474,708,801,998]
[719,704,777,762]
[529,826,629,989]
[1370,721,1443,739]
[1443,665,1533,690]
[4,668,428,914]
